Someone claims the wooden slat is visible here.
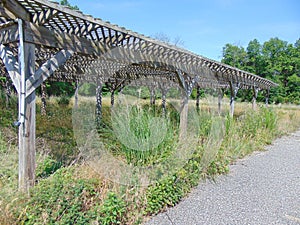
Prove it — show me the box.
[0,23,18,44]
[2,0,31,21]
[32,8,58,25]
[23,21,106,55]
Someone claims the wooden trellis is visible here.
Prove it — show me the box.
[0,0,277,192]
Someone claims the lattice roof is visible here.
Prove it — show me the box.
[0,0,278,91]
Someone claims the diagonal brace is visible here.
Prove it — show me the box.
[26,49,74,97]
[0,44,20,93]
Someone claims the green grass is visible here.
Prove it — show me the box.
[0,91,300,224]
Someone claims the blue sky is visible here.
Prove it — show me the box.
[69,0,299,61]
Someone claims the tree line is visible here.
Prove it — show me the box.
[222,38,300,104]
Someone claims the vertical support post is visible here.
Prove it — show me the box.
[74,80,79,109]
[161,89,167,116]
[196,85,200,112]
[18,19,36,192]
[111,90,115,108]
[150,87,156,105]
[40,82,47,115]
[95,80,102,128]
[229,82,239,118]
[179,94,189,139]
[265,88,270,107]
[252,86,259,110]
[218,89,223,116]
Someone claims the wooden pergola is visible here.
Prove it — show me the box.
[0,0,277,192]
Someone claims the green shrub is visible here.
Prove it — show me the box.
[36,156,62,178]
[56,95,71,105]
[145,176,183,215]
[96,192,126,225]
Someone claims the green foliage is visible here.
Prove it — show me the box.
[0,97,297,224]
[59,0,79,10]
[222,38,300,104]
[56,95,71,105]
[17,166,126,225]
[46,81,75,97]
[36,156,62,178]
[97,192,126,225]
[145,176,183,215]
[20,168,95,224]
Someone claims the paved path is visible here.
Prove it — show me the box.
[145,129,300,225]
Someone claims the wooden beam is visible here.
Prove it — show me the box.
[18,25,36,192]
[23,21,107,55]
[26,49,74,97]
[0,4,17,19]
[32,8,58,26]
[0,44,20,93]
[0,23,19,44]
[2,0,31,21]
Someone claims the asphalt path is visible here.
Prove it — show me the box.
[145,129,300,225]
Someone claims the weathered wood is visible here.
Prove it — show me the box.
[18,31,36,192]
[26,49,74,97]
[40,82,47,115]
[74,80,79,108]
[179,95,188,139]
[229,82,239,117]
[265,88,270,107]
[33,8,58,25]
[161,90,167,116]
[149,87,155,105]
[95,80,102,128]
[2,0,31,21]
[0,23,19,44]
[23,21,106,56]
[0,44,20,93]
[218,89,224,116]
[111,90,115,107]
[252,87,259,110]
[0,5,17,19]
[196,85,200,112]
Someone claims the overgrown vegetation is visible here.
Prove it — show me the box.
[1,90,299,224]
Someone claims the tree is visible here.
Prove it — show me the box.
[152,32,184,47]
[59,0,79,10]
[222,44,247,69]
[221,37,300,104]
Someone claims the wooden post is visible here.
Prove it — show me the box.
[179,95,189,139]
[218,89,223,116]
[265,88,270,107]
[252,86,259,110]
[18,19,36,192]
[161,89,167,116]
[150,87,156,105]
[196,85,200,112]
[111,90,115,107]
[74,80,79,109]
[95,80,102,128]
[229,82,239,118]
[40,82,47,115]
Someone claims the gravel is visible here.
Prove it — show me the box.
[145,129,300,225]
